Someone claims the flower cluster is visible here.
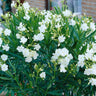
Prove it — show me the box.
[0,27,11,72]
[51,48,73,72]
[77,43,96,86]
[0,54,8,71]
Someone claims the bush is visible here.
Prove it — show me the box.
[0,1,96,96]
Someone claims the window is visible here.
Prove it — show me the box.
[20,0,25,3]
[46,0,63,10]
[46,0,82,13]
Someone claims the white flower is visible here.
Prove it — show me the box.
[22,48,30,57]
[73,12,81,17]
[77,61,85,68]
[84,68,92,75]
[17,23,26,31]
[94,36,96,40]
[69,19,76,26]
[89,78,96,86]
[67,54,73,60]
[61,48,69,57]
[58,57,70,67]
[81,23,89,31]
[2,44,10,51]
[53,49,62,58]
[24,14,30,20]
[40,72,46,79]
[0,38,2,46]
[5,13,10,18]
[51,55,58,61]
[55,15,61,22]
[78,55,85,62]
[58,35,65,43]
[25,57,32,63]
[20,36,27,44]
[51,48,70,61]
[0,27,3,35]
[84,64,96,75]
[1,64,8,71]
[45,11,52,19]
[45,18,51,24]
[63,10,72,17]
[51,47,72,73]
[4,29,11,36]
[62,92,65,96]
[16,33,21,39]
[33,33,44,41]
[34,44,41,51]
[92,43,96,52]
[1,54,8,61]
[17,45,24,52]
[40,68,43,71]
[84,68,96,76]
[30,51,38,59]
[39,24,47,33]
[23,2,30,10]
[90,22,95,31]
[85,49,94,60]
[77,55,85,67]
[11,1,15,8]
[55,23,61,28]
[41,10,47,15]
[92,55,96,62]
[60,65,66,73]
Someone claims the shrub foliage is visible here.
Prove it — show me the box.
[0,1,96,96]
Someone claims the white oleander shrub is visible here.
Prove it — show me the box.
[0,1,96,96]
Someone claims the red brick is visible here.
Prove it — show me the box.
[82,0,96,21]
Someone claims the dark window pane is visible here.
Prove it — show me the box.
[49,0,62,10]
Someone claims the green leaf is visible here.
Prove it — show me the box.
[0,87,6,94]
[48,90,62,95]
[47,83,52,90]
[8,59,16,73]
[0,77,12,80]
[6,71,13,77]
[85,30,96,41]
[73,29,79,40]
[11,90,15,96]
[7,52,24,60]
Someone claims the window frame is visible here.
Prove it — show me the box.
[45,0,63,10]
[20,0,25,3]
[45,0,50,10]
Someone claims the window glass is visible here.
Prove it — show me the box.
[49,0,62,10]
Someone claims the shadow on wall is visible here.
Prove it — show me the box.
[67,0,82,13]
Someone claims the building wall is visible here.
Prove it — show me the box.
[25,0,46,10]
[82,0,96,22]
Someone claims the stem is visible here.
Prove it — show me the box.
[45,63,57,96]
[14,78,25,94]
[64,72,70,81]
[36,71,40,95]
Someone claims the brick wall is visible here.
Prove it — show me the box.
[82,0,96,22]
[25,0,46,10]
